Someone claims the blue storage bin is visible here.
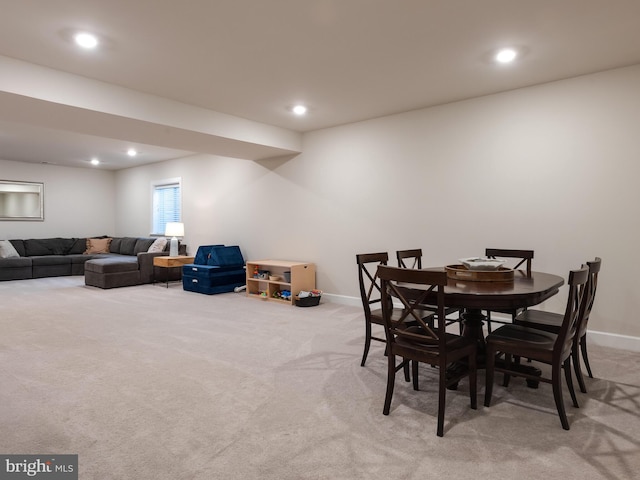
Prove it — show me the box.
[183,245,245,295]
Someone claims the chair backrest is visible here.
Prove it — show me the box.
[356,252,390,318]
[554,265,590,360]
[396,248,422,269]
[576,257,602,339]
[485,248,534,276]
[377,265,447,351]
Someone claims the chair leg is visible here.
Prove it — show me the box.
[580,335,594,379]
[502,353,512,387]
[360,321,372,367]
[564,357,579,408]
[552,362,570,430]
[468,350,477,410]
[572,343,587,394]
[486,311,492,333]
[412,360,419,391]
[383,353,396,415]
[437,365,447,437]
[484,346,495,407]
[403,358,411,382]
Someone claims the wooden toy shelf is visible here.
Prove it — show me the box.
[246,260,316,305]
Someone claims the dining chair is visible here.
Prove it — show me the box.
[513,257,601,393]
[396,248,423,269]
[356,252,433,371]
[484,265,589,430]
[485,248,534,275]
[356,253,391,367]
[484,248,535,332]
[396,248,462,332]
[378,265,477,437]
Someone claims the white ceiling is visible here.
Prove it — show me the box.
[1,0,640,170]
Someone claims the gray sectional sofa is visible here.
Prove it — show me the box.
[0,236,185,288]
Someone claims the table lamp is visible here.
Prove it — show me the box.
[164,222,184,257]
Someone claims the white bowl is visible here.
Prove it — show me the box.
[459,257,505,271]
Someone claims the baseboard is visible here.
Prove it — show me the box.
[322,293,640,353]
[322,293,362,307]
[588,330,640,353]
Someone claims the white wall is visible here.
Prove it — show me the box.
[0,159,116,238]
[113,64,640,342]
[114,153,268,242]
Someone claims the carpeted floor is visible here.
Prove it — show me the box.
[1,276,639,479]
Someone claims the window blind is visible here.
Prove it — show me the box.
[152,182,181,235]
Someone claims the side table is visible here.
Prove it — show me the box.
[153,255,195,287]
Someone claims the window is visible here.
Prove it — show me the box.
[151,177,181,235]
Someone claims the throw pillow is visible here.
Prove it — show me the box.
[84,237,112,254]
[147,237,168,253]
[0,240,20,258]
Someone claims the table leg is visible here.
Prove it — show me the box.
[446,308,541,389]
[153,266,176,288]
[460,308,487,356]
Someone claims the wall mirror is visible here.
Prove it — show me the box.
[0,180,44,221]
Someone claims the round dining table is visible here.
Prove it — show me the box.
[441,269,565,344]
[400,269,564,341]
[397,268,565,387]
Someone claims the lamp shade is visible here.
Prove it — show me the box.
[165,222,184,257]
[164,222,184,237]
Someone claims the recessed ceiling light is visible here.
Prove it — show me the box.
[495,48,518,64]
[127,148,138,157]
[90,158,100,166]
[292,105,307,116]
[74,32,99,49]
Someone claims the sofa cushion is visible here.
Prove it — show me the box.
[0,240,20,258]
[84,237,112,254]
[0,256,32,281]
[0,257,32,267]
[134,238,155,254]
[23,239,49,256]
[84,256,139,274]
[120,237,137,256]
[110,237,123,254]
[55,238,76,254]
[68,238,87,254]
[24,238,75,256]
[68,254,98,264]
[31,255,72,278]
[31,255,72,266]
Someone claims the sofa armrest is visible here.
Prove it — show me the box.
[137,251,168,283]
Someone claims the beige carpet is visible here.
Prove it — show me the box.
[1,276,639,479]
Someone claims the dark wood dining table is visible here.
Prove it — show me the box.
[440,269,564,343]
[397,268,565,385]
